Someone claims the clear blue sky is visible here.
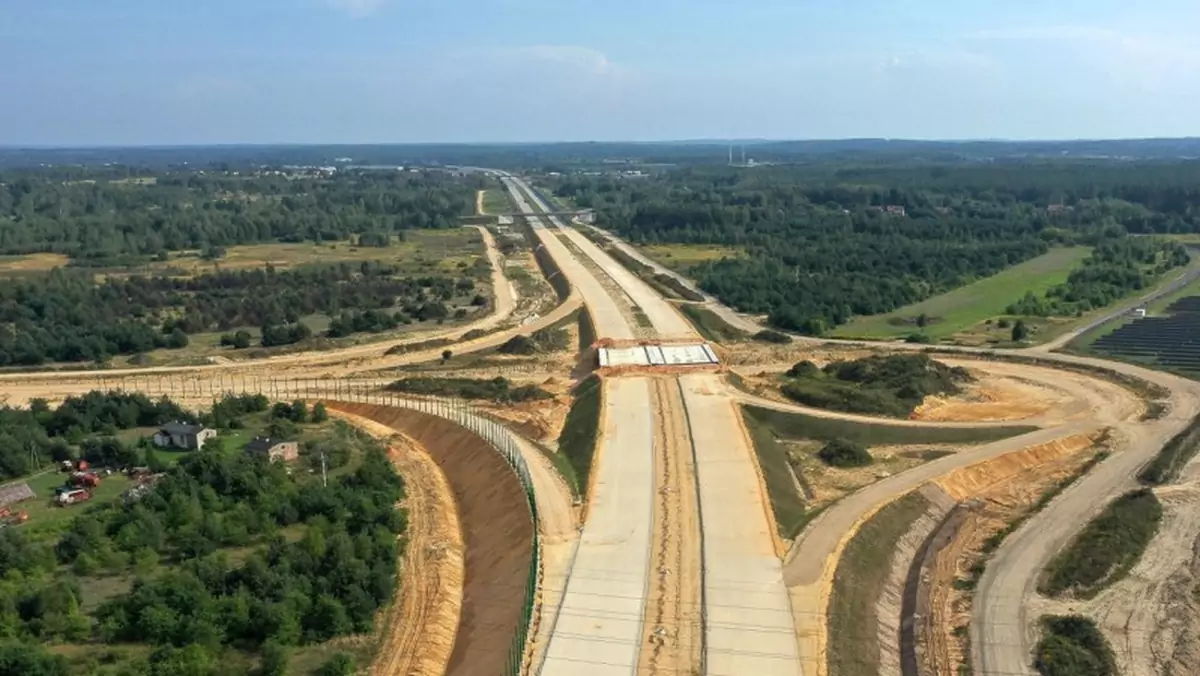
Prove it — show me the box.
[3,0,1198,145]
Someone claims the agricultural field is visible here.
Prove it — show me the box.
[0,252,71,276]
[833,247,1091,340]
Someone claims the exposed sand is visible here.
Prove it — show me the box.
[330,410,464,676]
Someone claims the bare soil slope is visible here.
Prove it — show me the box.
[329,403,534,676]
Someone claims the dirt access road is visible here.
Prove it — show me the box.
[972,364,1200,676]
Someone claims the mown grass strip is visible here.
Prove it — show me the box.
[828,491,930,676]
[1034,615,1118,676]
[832,247,1091,339]
[558,376,603,493]
[1138,413,1200,485]
[742,404,1036,446]
[680,304,747,343]
[741,407,810,538]
[1039,488,1163,599]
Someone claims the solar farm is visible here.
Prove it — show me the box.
[1092,296,1200,375]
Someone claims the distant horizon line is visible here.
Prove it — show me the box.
[3,136,1200,151]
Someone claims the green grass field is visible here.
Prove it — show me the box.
[679,304,747,343]
[637,243,746,271]
[833,247,1091,340]
[482,189,511,214]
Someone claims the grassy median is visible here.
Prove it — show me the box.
[828,491,931,676]
[680,304,747,343]
[558,375,603,493]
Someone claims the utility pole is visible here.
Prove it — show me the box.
[320,451,328,488]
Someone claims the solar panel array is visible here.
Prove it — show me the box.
[1093,296,1200,375]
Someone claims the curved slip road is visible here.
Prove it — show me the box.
[971,367,1200,676]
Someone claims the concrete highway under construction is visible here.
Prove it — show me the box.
[7,169,1200,676]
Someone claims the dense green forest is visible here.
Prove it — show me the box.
[0,392,404,676]
[0,263,484,365]
[549,163,1200,333]
[0,169,476,261]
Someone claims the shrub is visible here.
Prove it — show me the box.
[385,377,552,403]
[1039,489,1162,599]
[1034,615,1117,676]
[498,335,537,355]
[753,329,793,344]
[780,353,972,418]
[818,438,872,467]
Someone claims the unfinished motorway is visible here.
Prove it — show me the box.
[7,171,1200,676]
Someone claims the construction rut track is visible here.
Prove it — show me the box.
[640,377,704,676]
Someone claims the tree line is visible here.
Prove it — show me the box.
[0,262,481,365]
[0,169,474,261]
[0,392,404,676]
[548,164,1200,333]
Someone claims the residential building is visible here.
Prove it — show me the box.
[245,437,300,463]
[153,422,217,450]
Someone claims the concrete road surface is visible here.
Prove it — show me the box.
[581,223,767,336]
[511,177,698,340]
[503,178,636,341]
[540,378,655,675]
[680,373,803,676]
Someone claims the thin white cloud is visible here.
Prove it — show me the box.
[965,24,1200,90]
[510,45,616,76]
[323,0,387,18]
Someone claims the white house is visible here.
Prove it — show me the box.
[153,422,217,450]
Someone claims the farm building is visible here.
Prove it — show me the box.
[0,483,35,509]
[153,422,217,450]
[245,437,300,463]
